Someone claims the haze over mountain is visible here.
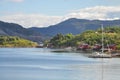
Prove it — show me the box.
[29,18,120,36]
[0,21,45,42]
[1,6,120,28]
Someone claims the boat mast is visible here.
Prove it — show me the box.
[101,24,104,54]
[101,24,104,80]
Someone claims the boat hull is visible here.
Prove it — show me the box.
[89,52,112,58]
[89,55,112,58]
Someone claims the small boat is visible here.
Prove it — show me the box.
[89,52,112,58]
[89,24,112,58]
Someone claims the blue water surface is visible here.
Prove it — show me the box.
[0,48,120,80]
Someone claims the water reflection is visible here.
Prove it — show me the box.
[0,48,120,80]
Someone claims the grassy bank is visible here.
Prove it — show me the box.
[0,36,38,47]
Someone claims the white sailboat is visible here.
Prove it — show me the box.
[89,24,112,58]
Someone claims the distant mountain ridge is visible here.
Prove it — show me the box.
[0,21,44,42]
[29,18,120,36]
[0,18,120,42]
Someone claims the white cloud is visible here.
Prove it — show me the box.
[0,14,63,28]
[0,6,120,28]
[65,6,120,20]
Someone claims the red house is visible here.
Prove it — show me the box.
[105,44,116,50]
[77,44,90,50]
[93,44,102,51]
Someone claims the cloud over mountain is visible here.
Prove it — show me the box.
[66,6,120,20]
[0,6,120,28]
[0,14,63,28]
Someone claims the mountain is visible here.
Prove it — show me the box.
[29,18,120,36]
[0,21,44,42]
[1,18,120,42]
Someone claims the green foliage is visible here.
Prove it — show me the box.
[116,45,120,50]
[49,33,74,47]
[48,27,120,50]
[0,36,37,47]
[104,26,120,33]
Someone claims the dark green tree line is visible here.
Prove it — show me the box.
[47,27,120,49]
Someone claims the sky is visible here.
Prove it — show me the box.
[0,0,120,28]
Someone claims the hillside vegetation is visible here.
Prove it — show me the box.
[0,21,44,42]
[1,19,120,42]
[46,27,120,50]
[0,36,37,47]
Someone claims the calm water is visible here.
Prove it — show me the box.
[0,48,120,80]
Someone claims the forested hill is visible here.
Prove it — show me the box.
[0,36,37,47]
[47,27,120,49]
[0,21,44,42]
[29,18,120,36]
[0,18,120,42]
